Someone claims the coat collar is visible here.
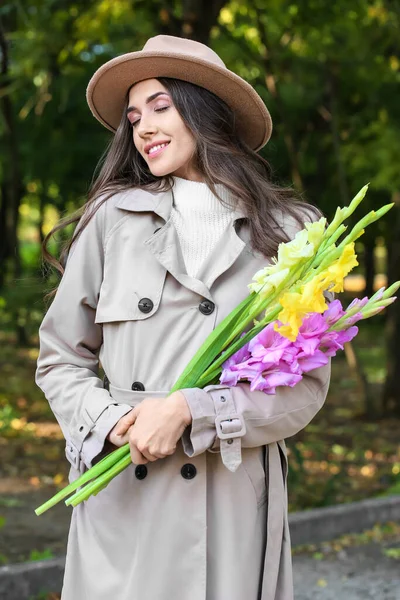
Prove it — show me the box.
[115,186,249,302]
[114,185,247,222]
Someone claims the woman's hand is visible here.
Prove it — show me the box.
[106,391,192,465]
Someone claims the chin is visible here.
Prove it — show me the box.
[148,166,174,178]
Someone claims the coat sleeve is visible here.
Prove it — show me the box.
[35,201,133,471]
[179,361,330,471]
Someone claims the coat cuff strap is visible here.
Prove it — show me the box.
[213,388,246,472]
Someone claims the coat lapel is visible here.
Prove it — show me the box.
[115,186,248,301]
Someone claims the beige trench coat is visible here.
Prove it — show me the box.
[35,185,331,600]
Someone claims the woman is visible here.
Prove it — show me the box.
[35,35,331,600]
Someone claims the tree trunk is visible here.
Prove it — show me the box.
[0,183,10,288]
[382,193,400,415]
[344,341,377,419]
[326,65,349,206]
[250,1,304,191]
[363,236,375,298]
[159,0,229,42]
[0,16,27,343]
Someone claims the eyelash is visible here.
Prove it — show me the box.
[130,106,169,128]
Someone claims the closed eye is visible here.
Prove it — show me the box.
[130,106,170,127]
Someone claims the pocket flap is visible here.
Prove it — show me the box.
[95,260,167,323]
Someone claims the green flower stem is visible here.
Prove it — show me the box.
[329,296,398,332]
[170,293,256,393]
[336,204,393,252]
[324,184,369,239]
[67,453,133,507]
[382,281,400,298]
[307,204,393,281]
[197,305,282,386]
[196,319,271,387]
[316,225,347,258]
[34,443,131,515]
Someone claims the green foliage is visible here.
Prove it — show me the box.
[2,0,399,335]
[383,547,400,559]
[27,548,55,562]
[0,404,21,434]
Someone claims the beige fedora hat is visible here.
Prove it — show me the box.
[86,35,273,152]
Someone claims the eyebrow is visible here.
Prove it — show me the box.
[126,92,171,115]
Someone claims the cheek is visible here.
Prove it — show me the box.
[169,112,195,147]
[176,125,196,153]
[132,131,143,153]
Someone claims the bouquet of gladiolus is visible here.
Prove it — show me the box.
[35,183,399,516]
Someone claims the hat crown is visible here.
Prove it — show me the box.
[142,35,226,69]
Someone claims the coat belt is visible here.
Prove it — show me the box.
[109,383,169,404]
[263,441,293,600]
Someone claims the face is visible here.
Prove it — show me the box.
[127,78,202,181]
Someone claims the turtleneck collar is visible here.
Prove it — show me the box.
[171,175,236,214]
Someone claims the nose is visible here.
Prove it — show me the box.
[136,114,158,139]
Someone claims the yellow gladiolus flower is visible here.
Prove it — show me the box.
[248,221,324,298]
[274,322,300,342]
[301,277,329,313]
[274,292,306,342]
[274,244,358,340]
[277,229,315,267]
[274,291,309,341]
[319,243,358,293]
[274,273,329,340]
[248,265,290,296]
[305,217,326,247]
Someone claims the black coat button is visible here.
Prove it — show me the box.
[131,381,145,391]
[103,374,110,391]
[135,465,148,480]
[181,463,197,479]
[199,299,215,315]
[138,297,154,313]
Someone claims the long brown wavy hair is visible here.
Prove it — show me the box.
[42,76,319,298]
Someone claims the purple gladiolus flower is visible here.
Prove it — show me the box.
[221,336,251,371]
[220,293,366,396]
[347,296,369,311]
[345,312,363,326]
[251,363,303,394]
[248,322,292,365]
[295,313,329,355]
[323,299,346,325]
[297,349,329,372]
[320,327,358,356]
[336,326,359,345]
[220,355,262,385]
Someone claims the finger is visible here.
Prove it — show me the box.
[115,409,138,436]
[139,447,160,462]
[130,443,148,465]
[114,429,130,446]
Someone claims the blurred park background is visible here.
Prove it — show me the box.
[0,0,399,570]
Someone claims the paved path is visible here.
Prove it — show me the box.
[293,538,400,599]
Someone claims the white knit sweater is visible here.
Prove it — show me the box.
[170,176,235,278]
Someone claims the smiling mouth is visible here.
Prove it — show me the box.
[147,142,170,158]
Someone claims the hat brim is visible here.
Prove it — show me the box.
[86,50,272,152]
